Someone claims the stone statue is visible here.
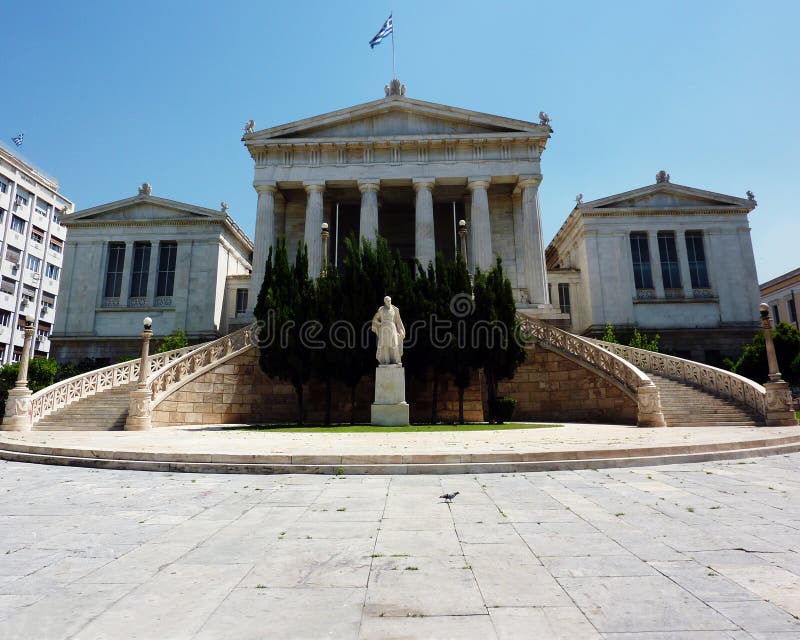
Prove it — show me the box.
[138,182,152,196]
[371,296,405,365]
[656,170,670,184]
[746,190,756,202]
[220,201,229,213]
[538,111,551,126]
[244,120,255,134]
[575,193,583,205]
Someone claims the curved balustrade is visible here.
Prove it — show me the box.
[148,324,257,406]
[28,343,202,426]
[588,338,767,421]
[518,317,666,427]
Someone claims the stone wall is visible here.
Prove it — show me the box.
[497,344,637,425]
[151,346,484,426]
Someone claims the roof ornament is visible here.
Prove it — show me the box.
[220,201,229,213]
[384,78,406,96]
[244,120,255,134]
[575,194,583,205]
[138,182,152,196]
[746,190,756,202]
[538,111,551,126]
[655,170,670,184]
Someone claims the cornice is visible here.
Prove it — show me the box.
[581,207,750,217]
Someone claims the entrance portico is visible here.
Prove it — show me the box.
[244,85,553,308]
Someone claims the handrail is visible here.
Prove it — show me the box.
[518,317,666,427]
[28,343,203,425]
[587,338,767,420]
[148,324,257,406]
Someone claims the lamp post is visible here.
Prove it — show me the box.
[457,219,468,263]
[2,305,36,430]
[125,316,154,430]
[759,303,797,426]
[320,222,330,276]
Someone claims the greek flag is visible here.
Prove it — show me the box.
[369,14,393,48]
[12,133,23,146]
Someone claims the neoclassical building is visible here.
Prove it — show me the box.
[546,173,761,361]
[760,267,800,330]
[242,82,556,315]
[50,185,252,361]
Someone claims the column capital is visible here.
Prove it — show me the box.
[303,181,326,194]
[412,177,435,191]
[467,177,491,191]
[357,180,380,193]
[517,174,542,189]
[253,180,277,194]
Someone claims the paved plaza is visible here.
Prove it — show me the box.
[1,455,800,639]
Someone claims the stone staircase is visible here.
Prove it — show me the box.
[647,373,762,427]
[33,383,134,431]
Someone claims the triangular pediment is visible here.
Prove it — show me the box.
[245,95,548,142]
[581,183,754,212]
[66,195,227,223]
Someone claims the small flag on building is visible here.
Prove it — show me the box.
[369,14,393,48]
[12,133,24,146]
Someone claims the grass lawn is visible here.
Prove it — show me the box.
[236,423,562,433]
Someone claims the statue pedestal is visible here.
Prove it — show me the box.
[764,380,798,426]
[371,365,409,426]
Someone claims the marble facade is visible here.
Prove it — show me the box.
[50,186,253,362]
[243,86,554,312]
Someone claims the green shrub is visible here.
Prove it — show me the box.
[490,396,517,424]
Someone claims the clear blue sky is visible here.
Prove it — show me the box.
[3,0,798,282]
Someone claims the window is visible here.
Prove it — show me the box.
[773,305,780,323]
[630,232,653,290]
[36,323,50,340]
[685,231,710,288]
[129,242,151,298]
[104,242,126,297]
[0,277,15,295]
[156,242,177,297]
[22,285,35,303]
[10,215,26,234]
[557,283,571,315]
[0,180,7,193]
[5,246,21,265]
[35,200,52,217]
[0,207,5,222]
[789,298,797,324]
[48,239,63,253]
[657,231,682,291]
[0,310,10,326]
[15,190,29,206]
[45,263,60,280]
[41,292,55,310]
[235,288,249,315]
[30,227,45,244]
[26,255,41,272]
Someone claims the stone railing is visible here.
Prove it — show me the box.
[28,343,201,426]
[148,324,257,407]
[588,339,767,421]
[518,317,665,427]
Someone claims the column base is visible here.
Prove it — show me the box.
[764,380,798,426]
[125,388,153,431]
[2,388,33,431]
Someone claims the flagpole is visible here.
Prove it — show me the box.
[391,11,396,80]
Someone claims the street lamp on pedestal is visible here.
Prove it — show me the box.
[125,316,154,431]
[457,219,468,264]
[320,222,330,276]
[1,305,36,431]
[759,303,798,426]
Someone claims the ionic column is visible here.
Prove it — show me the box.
[303,182,325,277]
[647,233,665,299]
[413,178,435,269]
[675,230,694,298]
[512,191,525,293]
[358,180,380,246]
[250,182,277,309]
[518,176,549,304]
[467,177,492,271]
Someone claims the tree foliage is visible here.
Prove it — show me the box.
[731,322,800,384]
[155,328,189,354]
